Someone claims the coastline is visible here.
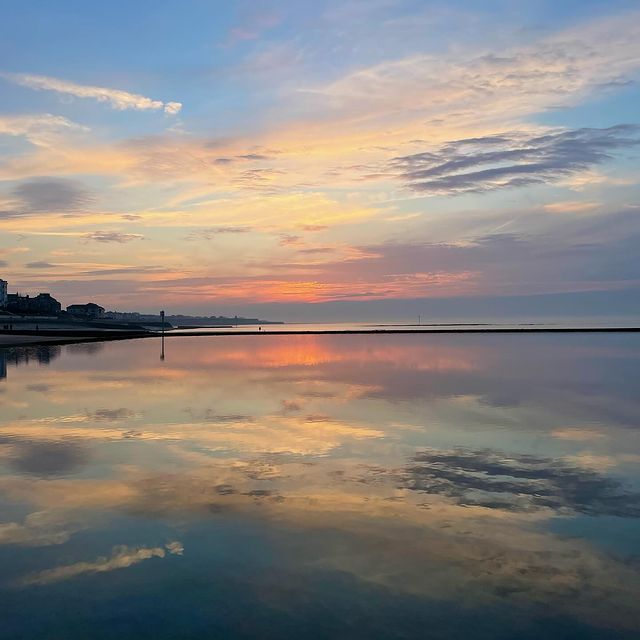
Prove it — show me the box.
[2,326,640,348]
[0,330,152,347]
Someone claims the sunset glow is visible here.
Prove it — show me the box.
[1,1,639,318]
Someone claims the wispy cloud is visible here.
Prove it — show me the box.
[18,542,183,586]
[3,72,182,114]
[187,226,254,241]
[84,231,144,243]
[0,113,87,147]
[543,201,601,214]
[402,447,640,516]
[391,126,640,195]
[0,511,79,547]
[305,11,640,131]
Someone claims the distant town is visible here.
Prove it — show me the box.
[0,278,280,330]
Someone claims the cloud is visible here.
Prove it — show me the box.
[80,266,164,276]
[543,201,601,214]
[223,5,282,47]
[3,72,182,114]
[279,234,302,246]
[9,440,88,477]
[280,399,302,414]
[26,384,51,393]
[402,448,640,516]
[17,542,183,586]
[199,409,254,423]
[187,226,253,240]
[163,102,183,115]
[0,114,87,147]
[238,153,271,161]
[0,511,78,547]
[84,231,144,243]
[551,428,606,441]
[298,247,336,254]
[391,125,640,195]
[25,261,58,269]
[300,225,329,232]
[8,207,640,307]
[88,408,135,422]
[306,11,640,132]
[7,177,93,215]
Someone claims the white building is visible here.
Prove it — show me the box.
[0,279,7,309]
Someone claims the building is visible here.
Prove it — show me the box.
[0,279,7,309]
[6,293,62,315]
[67,303,105,319]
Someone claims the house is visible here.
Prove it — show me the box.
[6,293,62,315]
[66,303,105,319]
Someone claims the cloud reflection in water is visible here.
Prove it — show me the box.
[0,334,639,637]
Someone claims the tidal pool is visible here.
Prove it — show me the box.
[1,334,639,639]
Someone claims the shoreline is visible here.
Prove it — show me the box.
[160,327,640,337]
[0,330,151,347]
[1,326,640,348]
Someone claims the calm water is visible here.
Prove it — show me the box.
[1,334,639,639]
[173,318,640,332]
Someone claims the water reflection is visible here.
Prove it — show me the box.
[3,344,62,368]
[0,334,639,638]
[402,448,640,516]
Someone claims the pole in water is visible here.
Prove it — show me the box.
[160,310,165,361]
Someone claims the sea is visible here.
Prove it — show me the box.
[173,316,640,332]
[0,330,639,639]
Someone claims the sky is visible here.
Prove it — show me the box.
[0,0,639,320]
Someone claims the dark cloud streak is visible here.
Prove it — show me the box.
[4,177,93,217]
[392,125,640,195]
[402,448,640,516]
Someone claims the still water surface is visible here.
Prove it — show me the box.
[1,334,639,639]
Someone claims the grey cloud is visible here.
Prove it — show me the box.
[238,153,270,161]
[0,260,7,267]
[80,265,164,276]
[233,167,284,191]
[279,234,302,246]
[11,177,93,213]
[181,407,254,423]
[298,247,336,254]
[290,210,640,293]
[392,125,640,195]
[214,153,270,166]
[89,408,135,421]
[84,231,144,243]
[202,409,254,423]
[25,261,58,269]
[401,448,640,517]
[26,383,51,392]
[188,226,253,240]
[280,399,302,413]
[10,440,89,477]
